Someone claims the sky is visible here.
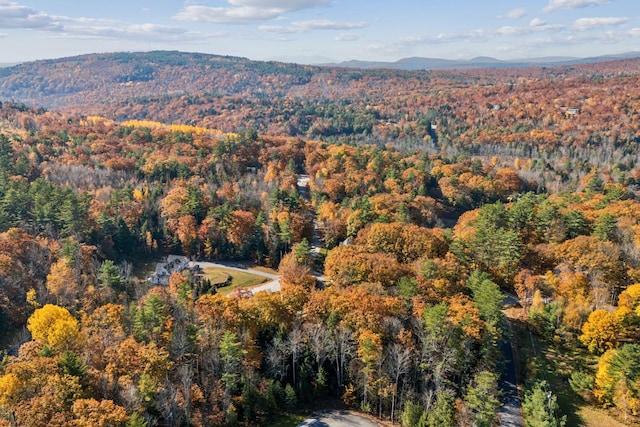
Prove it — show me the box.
[0,0,639,64]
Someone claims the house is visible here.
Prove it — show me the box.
[148,255,191,285]
[566,108,579,116]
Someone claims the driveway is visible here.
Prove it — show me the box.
[193,261,280,295]
[297,410,381,427]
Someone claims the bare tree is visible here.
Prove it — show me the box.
[287,326,304,388]
[330,325,355,392]
[178,363,193,423]
[265,335,289,382]
[304,322,332,369]
[385,343,412,423]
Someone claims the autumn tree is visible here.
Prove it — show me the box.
[594,344,640,420]
[46,258,80,308]
[71,398,129,427]
[27,304,81,352]
[579,309,621,354]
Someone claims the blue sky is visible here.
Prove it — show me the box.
[0,0,639,63]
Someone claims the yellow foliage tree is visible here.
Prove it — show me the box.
[0,373,21,408]
[72,398,129,427]
[46,258,80,308]
[579,309,620,354]
[27,304,81,351]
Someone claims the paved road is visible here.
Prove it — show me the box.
[503,292,521,307]
[297,410,381,427]
[499,332,523,426]
[499,294,524,427]
[193,261,280,295]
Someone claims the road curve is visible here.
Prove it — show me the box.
[193,261,281,295]
[297,410,381,427]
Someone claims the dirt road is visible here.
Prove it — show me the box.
[297,410,381,427]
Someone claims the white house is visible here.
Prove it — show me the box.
[149,255,191,285]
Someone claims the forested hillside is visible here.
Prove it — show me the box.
[0,51,639,426]
[1,52,639,171]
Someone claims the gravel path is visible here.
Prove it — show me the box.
[297,410,381,427]
[193,261,281,295]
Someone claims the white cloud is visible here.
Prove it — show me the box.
[174,0,330,24]
[572,17,628,31]
[530,18,547,27]
[432,21,563,44]
[631,28,640,36]
[260,19,366,34]
[503,8,527,19]
[174,6,280,24]
[228,0,330,10]
[0,1,61,30]
[61,23,217,43]
[497,26,529,36]
[0,1,223,44]
[335,32,361,42]
[543,0,609,13]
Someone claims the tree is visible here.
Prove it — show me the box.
[27,304,81,352]
[227,210,256,249]
[126,412,147,427]
[594,344,640,418]
[385,343,412,423]
[357,329,383,411]
[468,203,522,283]
[467,271,504,328]
[284,384,297,410]
[71,398,129,427]
[278,252,315,289]
[46,258,80,308]
[522,381,566,427]
[579,309,620,354]
[292,238,313,266]
[465,370,500,427]
[615,283,640,337]
[219,330,246,397]
[133,292,170,344]
[514,269,541,315]
[424,391,455,427]
[585,174,605,194]
[592,213,618,242]
[400,400,424,427]
[98,260,124,292]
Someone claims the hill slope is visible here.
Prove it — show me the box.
[1,51,639,162]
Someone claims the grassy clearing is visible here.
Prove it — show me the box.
[203,267,268,296]
[262,413,305,427]
[249,265,279,275]
[576,406,628,427]
[509,317,627,427]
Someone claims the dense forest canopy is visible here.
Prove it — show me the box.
[0,53,639,426]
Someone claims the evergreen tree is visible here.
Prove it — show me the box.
[522,381,566,427]
[465,371,500,427]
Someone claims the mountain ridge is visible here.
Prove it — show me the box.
[319,51,640,70]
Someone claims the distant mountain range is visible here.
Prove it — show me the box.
[319,51,640,70]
